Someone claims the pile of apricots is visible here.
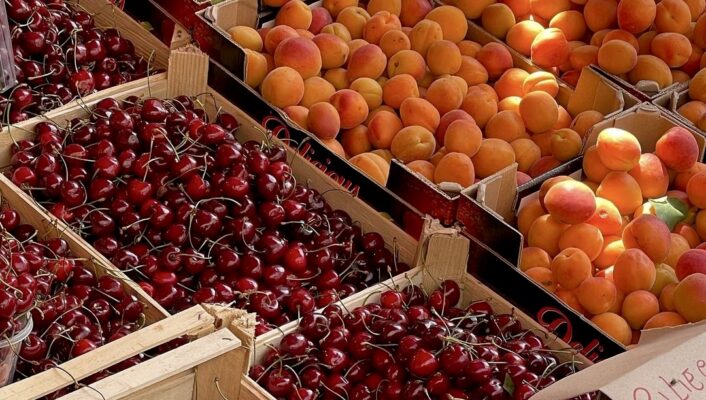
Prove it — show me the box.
[519,126,706,346]
[228,0,604,188]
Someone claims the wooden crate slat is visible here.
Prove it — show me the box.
[124,373,195,400]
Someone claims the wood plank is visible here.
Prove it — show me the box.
[59,329,241,400]
[0,307,214,400]
[239,376,275,400]
[125,373,194,400]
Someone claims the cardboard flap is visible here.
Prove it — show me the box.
[207,0,259,31]
[531,322,706,400]
[568,67,623,117]
[465,163,518,222]
[417,219,470,288]
[167,45,209,98]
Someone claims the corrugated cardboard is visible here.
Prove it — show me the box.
[531,321,706,400]
[167,45,209,97]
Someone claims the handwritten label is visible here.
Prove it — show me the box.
[631,360,706,400]
[537,306,603,362]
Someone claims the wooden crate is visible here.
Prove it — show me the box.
[239,218,593,400]
[0,305,250,400]
[2,0,171,134]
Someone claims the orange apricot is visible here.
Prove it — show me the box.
[525,267,557,292]
[621,290,660,329]
[591,313,632,345]
[434,152,476,187]
[528,214,569,257]
[544,180,597,225]
[576,277,618,315]
[613,248,657,294]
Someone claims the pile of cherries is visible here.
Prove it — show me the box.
[250,280,594,400]
[3,0,156,124]
[6,94,406,333]
[0,205,145,394]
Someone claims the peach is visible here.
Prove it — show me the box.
[349,78,383,110]
[676,249,706,280]
[307,102,341,140]
[577,277,618,315]
[528,156,563,178]
[456,56,490,87]
[284,105,309,130]
[340,125,371,156]
[434,152,476,186]
[506,20,544,56]
[528,214,570,257]
[274,37,322,79]
[261,67,305,108]
[399,0,433,26]
[665,234,692,269]
[425,77,464,115]
[365,110,401,149]
[518,197,546,237]
[657,127,700,173]
[613,248,656,294]
[569,45,599,71]
[409,19,444,58]
[426,40,462,75]
[688,173,706,209]
[244,49,269,89]
[424,6,467,43]
[407,160,435,181]
[471,139,517,179]
[551,247,592,290]
[622,215,671,263]
[597,172,643,216]
[485,111,525,143]
[495,69,530,100]
[519,91,559,134]
[592,312,632,345]
[673,273,706,322]
[655,0,692,35]
[583,146,611,182]
[531,28,570,68]
[622,290,659,329]
[571,110,604,139]
[349,152,389,184]
[381,74,419,109]
[643,311,687,329]
[511,138,541,173]
[549,10,587,42]
[330,89,369,129]
[481,3,516,39]
[617,0,656,34]
[444,119,483,158]
[435,109,476,144]
[387,49,427,81]
[561,223,605,261]
[379,29,410,57]
[651,33,693,67]
[678,101,706,124]
[521,247,551,272]
[320,22,352,42]
[264,25,299,55]
[310,7,333,34]
[399,98,440,133]
[347,44,387,81]
[597,39,638,75]
[550,129,582,162]
[522,71,559,97]
[628,153,669,198]
[276,0,313,30]
[390,125,436,162]
[525,267,557,292]
[628,55,673,89]
[312,33,349,69]
[595,128,642,171]
[476,43,514,80]
[228,26,263,52]
[584,0,619,33]
[544,180,597,225]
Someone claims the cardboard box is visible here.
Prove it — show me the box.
[531,321,706,400]
[653,84,706,162]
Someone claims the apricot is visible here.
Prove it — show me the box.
[622,290,659,329]
[520,247,551,272]
[543,180,597,225]
[695,14,706,50]
[651,263,679,296]
[613,248,656,294]
[519,91,559,134]
[312,33,349,70]
[261,67,305,109]
[597,40,638,75]
[559,223,604,261]
[655,0,692,35]
[434,152,476,187]
[336,6,370,39]
[518,197,546,237]
[673,273,706,322]
[310,7,334,34]
[372,149,393,163]
[323,68,350,90]
[577,277,618,315]
[330,89,369,129]
[643,311,687,329]
[622,215,671,264]
[651,33,693,68]
[307,102,341,140]
[297,77,333,108]
[345,79,380,111]
[656,127,699,173]
[509,138,540,173]
[538,176,574,208]
[584,0,618,33]
[506,20,544,56]
[322,138,346,157]
[527,215,570,258]
[525,267,557,292]
[675,249,706,281]
[522,71,559,97]
[425,40,462,76]
[425,6,467,43]
[435,109,476,145]
[602,29,640,51]
[528,156,562,178]
[551,248,593,290]
[276,0,313,30]
[457,40,482,57]
[582,146,610,183]
[381,74,419,110]
[484,111,525,143]
[321,22,353,42]
[424,77,463,116]
[362,11,401,44]
[481,3,516,39]
[456,57,490,88]
[529,0,570,19]
[530,28,570,68]
[594,236,625,270]
[264,25,299,55]
[499,96,522,113]
[347,44,387,81]
[627,55,673,89]
[597,172,643,216]
[340,125,372,156]
[628,153,669,198]
[284,105,309,130]
[471,139,517,179]
[554,106,572,130]
[390,125,436,162]
[568,45,599,71]
[549,10,587,42]
[379,29,410,57]
[475,43,514,80]
[494,69,529,100]
[617,0,656,34]
[243,49,269,89]
[349,152,389,184]
[592,312,632,344]
[595,128,641,171]
[409,19,443,57]
[273,37,322,80]
[401,160,433,182]
[398,0,431,26]
[501,0,531,16]
[663,234,691,271]
[637,31,658,54]
[550,129,582,162]
[660,282,678,311]
[366,110,402,149]
[228,26,263,52]
[386,51,426,82]
[678,101,706,125]
[444,120,483,158]
[569,111,602,140]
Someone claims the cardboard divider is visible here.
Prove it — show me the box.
[652,85,706,161]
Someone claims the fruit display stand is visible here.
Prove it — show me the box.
[2,0,171,132]
[239,219,594,400]
[0,305,249,400]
